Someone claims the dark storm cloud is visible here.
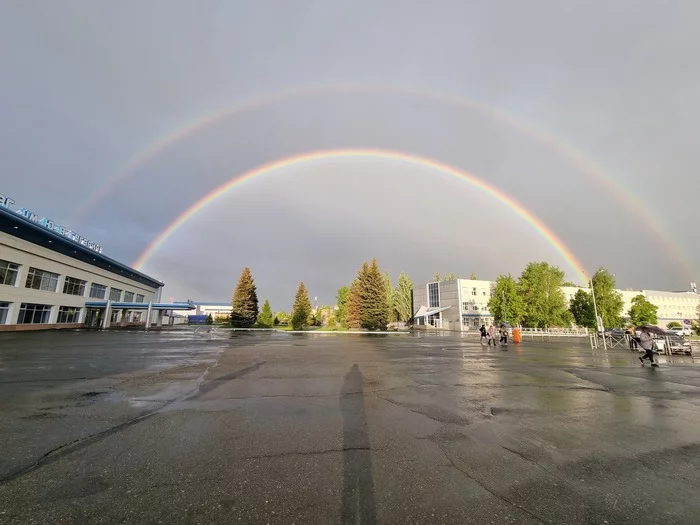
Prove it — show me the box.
[1,0,698,304]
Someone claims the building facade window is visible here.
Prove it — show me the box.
[0,260,20,286]
[111,310,120,322]
[89,283,107,299]
[0,302,10,324]
[462,302,469,311]
[57,306,81,324]
[472,288,477,296]
[135,294,145,303]
[17,303,52,324]
[109,288,122,302]
[25,268,59,292]
[428,283,440,308]
[63,277,86,296]
[123,291,134,302]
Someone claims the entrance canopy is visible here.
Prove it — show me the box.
[414,305,451,318]
[85,301,196,311]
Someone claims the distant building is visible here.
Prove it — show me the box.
[414,279,699,331]
[191,302,231,321]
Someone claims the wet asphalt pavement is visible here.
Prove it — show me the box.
[1,329,700,524]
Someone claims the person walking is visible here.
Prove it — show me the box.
[499,326,508,345]
[487,324,495,346]
[479,324,487,344]
[638,326,657,366]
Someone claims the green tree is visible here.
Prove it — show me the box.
[257,299,274,328]
[230,267,259,327]
[393,272,414,323]
[274,310,288,326]
[291,282,313,330]
[434,272,441,282]
[666,321,682,329]
[628,294,658,326]
[335,286,350,327]
[569,289,596,328]
[469,273,477,280]
[487,274,524,325]
[591,268,624,328]
[693,304,700,335]
[384,272,397,323]
[205,314,213,325]
[446,272,457,280]
[360,259,389,330]
[518,262,569,328]
[347,275,363,329]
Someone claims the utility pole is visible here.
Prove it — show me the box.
[590,273,606,350]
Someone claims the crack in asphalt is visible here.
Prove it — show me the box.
[0,355,262,486]
[500,445,569,485]
[243,447,371,460]
[433,442,550,524]
[374,395,448,425]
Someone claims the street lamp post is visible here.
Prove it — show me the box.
[589,272,606,350]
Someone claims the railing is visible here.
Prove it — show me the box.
[519,327,590,337]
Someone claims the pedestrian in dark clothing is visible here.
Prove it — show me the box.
[479,324,487,343]
[500,327,508,345]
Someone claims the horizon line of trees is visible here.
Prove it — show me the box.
[228,262,699,333]
[228,261,413,331]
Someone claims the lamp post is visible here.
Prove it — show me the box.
[589,271,606,350]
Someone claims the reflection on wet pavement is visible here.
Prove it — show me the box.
[0,330,699,524]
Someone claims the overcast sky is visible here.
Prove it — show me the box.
[1,1,698,310]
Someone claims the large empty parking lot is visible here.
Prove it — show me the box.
[1,329,699,524]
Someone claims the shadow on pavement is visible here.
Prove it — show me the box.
[340,364,377,524]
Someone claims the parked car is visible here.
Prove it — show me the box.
[668,326,691,337]
[654,334,693,355]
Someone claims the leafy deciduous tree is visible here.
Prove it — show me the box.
[230,267,259,327]
[393,272,414,323]
[384,272,397,323]
[487,274,524,325]
[628,294,658,326]
[591,268,624,328]
[518,262,569,328]
[569,289,595,328]
[335,286,350,328]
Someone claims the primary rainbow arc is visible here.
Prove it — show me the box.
[133,148,589,284]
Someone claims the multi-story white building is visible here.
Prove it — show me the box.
[414,279,699,331]
[0,195,186,331]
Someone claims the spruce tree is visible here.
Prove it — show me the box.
[291,282,312,330]
[230,267,258,327]
[347,274,364,329]
[360,259,389,330]
[257,299,274,328]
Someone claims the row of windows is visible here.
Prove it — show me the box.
[0,259,145,302]
[7,304,82,325]
[462,302,489,312]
